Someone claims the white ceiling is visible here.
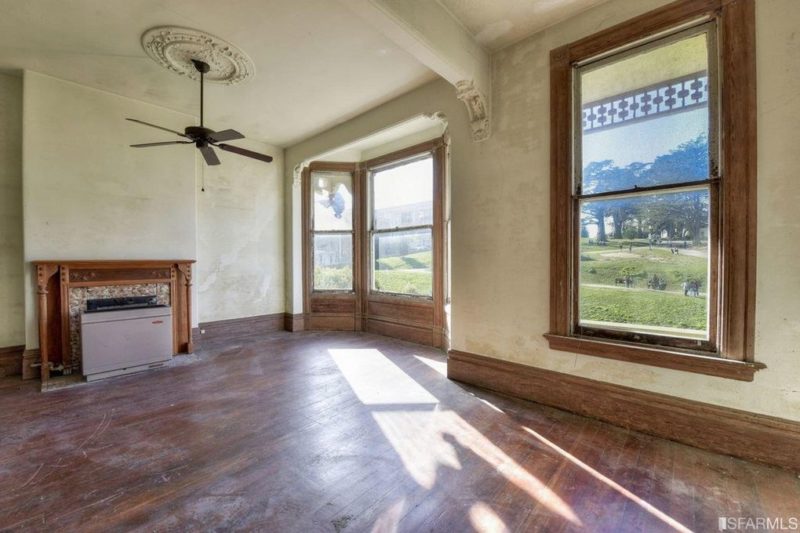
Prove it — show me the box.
[0,0,615,147]
[438,0,612,51]
[0,0,436,147]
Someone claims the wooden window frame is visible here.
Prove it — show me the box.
[306,163,358,294]
[302,162,361,331]
[546,0,763,381]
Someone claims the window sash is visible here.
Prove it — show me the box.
[368,152,435,299]
[370,153,434,232]
[310,170,354,232]
[370,227,434,298]
[569,19,721,352]
[372,223,433,235]
[573,183,718,351]
[312,230,354,293]
[572,20,720,195]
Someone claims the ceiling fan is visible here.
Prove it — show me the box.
[127,59,272,166]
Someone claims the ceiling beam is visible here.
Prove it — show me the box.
[338,0,491,141]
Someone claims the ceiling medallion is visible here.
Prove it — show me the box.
[141,26,255,85]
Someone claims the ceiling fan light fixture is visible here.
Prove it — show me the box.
[126,51,272,166]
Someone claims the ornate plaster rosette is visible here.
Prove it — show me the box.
[141,26,255,85]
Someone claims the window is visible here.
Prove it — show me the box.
[576,24,717,349]
[311,170,354,291]
[302,138,447,347]
[370,156,434,297]
[548,0,761,380]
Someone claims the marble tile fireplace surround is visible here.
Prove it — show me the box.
[31,260,194,390]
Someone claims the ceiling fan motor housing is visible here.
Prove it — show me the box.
[185,126,214,139]
[191,59,211,74]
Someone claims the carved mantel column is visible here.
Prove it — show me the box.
[35,264,58,384]
[176,262,194,353]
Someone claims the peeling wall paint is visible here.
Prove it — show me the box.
[197,140,284,322]
[285,0,800,422]
[18,71,286,348]
[21,71,198,348]
[0,73,23,348]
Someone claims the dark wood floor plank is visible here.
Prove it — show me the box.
[1,330,797,532]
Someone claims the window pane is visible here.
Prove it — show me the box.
[578,189,710,339]
[312,171,353,231]
[373,228,432,297]
[373,157,433,230]
[580,31,711,195]
[314,233,353,291]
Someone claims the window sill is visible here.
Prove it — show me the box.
[369,292,434,305]
[544,333,765,381]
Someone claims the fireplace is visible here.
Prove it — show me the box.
[32,260,194,390]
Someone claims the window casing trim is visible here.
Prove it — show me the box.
[547,0,760,379]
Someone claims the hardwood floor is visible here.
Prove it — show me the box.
[1,331,797,532]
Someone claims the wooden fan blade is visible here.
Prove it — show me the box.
[199,144,220,166]
[131,141,193,148]
[126,118,187,138]
[216,143,273,163]
[209,129,245,142]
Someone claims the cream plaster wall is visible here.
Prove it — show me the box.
[21,71,287,348]
[21,71,199,347]
[316,124,446,163]
[359,124,446,161]
[197,139,284,323]
[285,0,800,421]
[0,73,24,347]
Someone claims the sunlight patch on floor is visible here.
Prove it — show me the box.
[370,498,406,532]
[329,349,439,405]
[469,501,510,533]
[373,410,581,526]
[413,354,447,376]
[522,425,691,532]
[477,396,505,414]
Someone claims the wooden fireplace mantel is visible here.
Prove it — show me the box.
[32,259,195,387]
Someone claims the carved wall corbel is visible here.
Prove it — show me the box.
[293,164,307,188]
[455,80,491,142]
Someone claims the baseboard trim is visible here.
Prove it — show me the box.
[447,349,800,472]
[197,313,285,344]
[0,345,25,378]
[365,317,443,348]
[284,313,305,332]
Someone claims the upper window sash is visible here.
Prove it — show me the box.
[572,21,720,198]
[370,153,434,232]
